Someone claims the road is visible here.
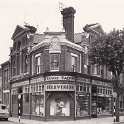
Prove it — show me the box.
[0,120,18,124]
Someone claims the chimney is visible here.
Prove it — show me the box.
[61,7,76,42]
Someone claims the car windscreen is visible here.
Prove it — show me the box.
[1,105,6,110]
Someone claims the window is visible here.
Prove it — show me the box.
[30,84,44,93]
[24,55,28,73]
[35,56,41,74]
[76,85,79,91]
[12,58,16,76]
[80,85,83,92]
[50,53,60,71]
[71,53,78,72]
[96,64,101,75]
[71,56,77,72]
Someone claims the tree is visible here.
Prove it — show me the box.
[89,29,124,122]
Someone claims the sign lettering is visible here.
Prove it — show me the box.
[45,76,75,81]
[45,84,75,91]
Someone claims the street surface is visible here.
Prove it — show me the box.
[2,116,124,124]
[0,120,18,124]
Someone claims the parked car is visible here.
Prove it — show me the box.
[0,104,9,120]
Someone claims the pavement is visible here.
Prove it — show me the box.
[9,116,124,124]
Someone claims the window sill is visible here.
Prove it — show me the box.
[50,70,59,72]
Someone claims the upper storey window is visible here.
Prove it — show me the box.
[35,53,41,74]
[49,37,61,72]
[71,53,78,72]
[50,53,60,71]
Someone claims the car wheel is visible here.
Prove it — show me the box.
[5,118,8,121]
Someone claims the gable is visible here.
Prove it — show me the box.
[11,25,29,40]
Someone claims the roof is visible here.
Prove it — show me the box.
[74,33,89,46]
[11,25,30,40]
[31,33,45,45]
[83,23,104,35]
[74,33,82,43]
[11,24,37,40]
[1,60,10,67]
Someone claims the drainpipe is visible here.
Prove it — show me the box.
[74,76,77,120]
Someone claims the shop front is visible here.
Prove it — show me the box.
[91,80,113,117]
[76,77,91,118]
[76,93,90,117]
[45,83,75,120]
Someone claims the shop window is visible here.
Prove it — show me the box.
[50,53,60,71]
[50,97,70,116]
[83,84,86,92]
[12,95,18,104]
[31,94,44,116]
[80,85,83,92]
[23,94,29,103]
[97,97,112,115]
[76,95,89,117]
[23,86,29,93]
[30,84,44,93]
[76,85,79,91]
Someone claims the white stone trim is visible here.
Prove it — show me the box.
[80,54,81,73]
[49,51,61,53]
[71,53,78,57]
[31,35,84,52]
[3,90,10,93]
[35,53,41,57]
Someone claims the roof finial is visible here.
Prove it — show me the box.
[45,27,49,32]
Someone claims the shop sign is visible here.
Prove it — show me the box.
[92,80,111,87]
[77,77,90,83]
[30,77,44,84]
[45,76,75,81]
[12,80,29,88]
[45,84,75,91]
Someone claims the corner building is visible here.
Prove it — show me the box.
[3,7,114,120]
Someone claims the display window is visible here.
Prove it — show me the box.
[97,97,112,115]
[76,95,89,117]
[31,93,44,116]
[50,97,70,116]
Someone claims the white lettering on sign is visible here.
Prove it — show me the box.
[92,80,112,87]
[45,84,75,91]
[77,77,90,83]
[45,76,75,81]
[30,77,44,84]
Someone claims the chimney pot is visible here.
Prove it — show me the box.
[61,7,76,42]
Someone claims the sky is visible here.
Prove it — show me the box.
[0,0,124,64]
